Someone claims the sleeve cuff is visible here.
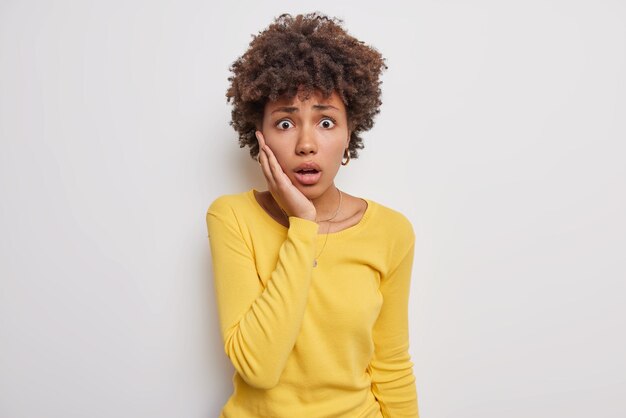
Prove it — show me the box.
[288,216,319,239]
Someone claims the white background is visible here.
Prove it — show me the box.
[1,0,625,417]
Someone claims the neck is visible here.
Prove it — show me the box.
[264,185,343,225]
[310,184,342,222]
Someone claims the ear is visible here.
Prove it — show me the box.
[346,130,352,147]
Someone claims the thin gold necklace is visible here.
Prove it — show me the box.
[275,189,343,267]
[313,189,342,267]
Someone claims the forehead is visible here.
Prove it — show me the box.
[265,90,345,110]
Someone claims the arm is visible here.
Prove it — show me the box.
[207,199,318,389]
[369,237,420,417]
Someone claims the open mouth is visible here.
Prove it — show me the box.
[293,167,322,185]
[296,169,319,175]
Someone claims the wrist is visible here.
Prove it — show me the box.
[289,211,316,223]
[299,214,316,222]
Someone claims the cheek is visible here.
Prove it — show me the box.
[331,138,348,159]
[273,152,289,170]
[322,145,346,172]
[263,139,290,169]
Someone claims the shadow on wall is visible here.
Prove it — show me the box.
[204,253,236,414]
[225,133,267,194]
[203,132,264,414]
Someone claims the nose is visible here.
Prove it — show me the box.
[295,125,318,156]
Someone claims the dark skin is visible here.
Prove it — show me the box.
[253,90,367,233]
[253,190,367,233]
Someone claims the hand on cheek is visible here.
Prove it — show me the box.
[255,131,316,222]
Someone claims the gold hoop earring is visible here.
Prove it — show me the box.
[341,149,351,166]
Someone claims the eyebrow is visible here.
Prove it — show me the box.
[271,104,339,114]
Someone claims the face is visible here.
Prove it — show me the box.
[260,90,350,200]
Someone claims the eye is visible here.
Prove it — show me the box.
[276,120,294,130]
[320,118,336,129]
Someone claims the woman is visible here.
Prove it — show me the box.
[206,12,419,417]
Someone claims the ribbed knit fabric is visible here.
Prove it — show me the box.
[206,189,419,417]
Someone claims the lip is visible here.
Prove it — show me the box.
[294,162,321,172]
[293,162,322,186]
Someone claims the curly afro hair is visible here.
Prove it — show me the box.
[226,12,387,159]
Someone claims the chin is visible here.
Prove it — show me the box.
[296,185,320,198]
[296,183,330,200]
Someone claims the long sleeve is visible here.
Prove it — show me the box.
[368,233,419,417]
[206,197,318,390]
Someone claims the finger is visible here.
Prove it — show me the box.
[263,143,290,185]
[258,147,277,189]
[255,130,266,152]
[255,131,273,179]
[256,132,290,187]
[255,130,265,166]
[257,132,276,169]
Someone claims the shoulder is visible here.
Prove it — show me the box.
[206,191,259,240]
[367,199,414,232]
[206,191,259,234]
[207,190,253,217]
[365,199,415,246]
